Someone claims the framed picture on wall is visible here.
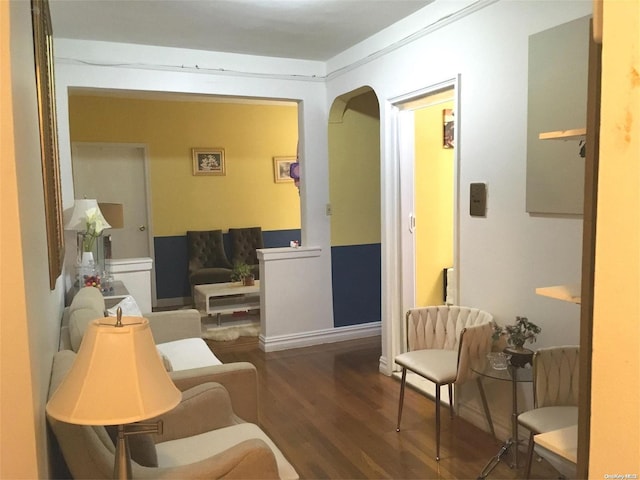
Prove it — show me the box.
[192,148,225,176]
[273,156,296,183]
[32,0,65,289]
[443,109,455,149]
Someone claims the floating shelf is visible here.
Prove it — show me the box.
[538,128,586,141]
[535,285,581,304]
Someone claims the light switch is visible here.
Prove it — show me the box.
[470,183,487,217]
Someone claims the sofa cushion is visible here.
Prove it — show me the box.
[49,350,160,469]
[68,287,107,352]
[156,338,223,371]
[158,351,174,372]
[155,423,298,480]
[189,267,233,286]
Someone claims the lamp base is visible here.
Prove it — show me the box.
[113,422,164,479]
[114,425,132,480]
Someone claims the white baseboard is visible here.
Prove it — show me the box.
[259,322,381,352]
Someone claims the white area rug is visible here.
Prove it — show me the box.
[202,322,260,341]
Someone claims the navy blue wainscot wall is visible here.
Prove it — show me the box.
[331,243,381,327]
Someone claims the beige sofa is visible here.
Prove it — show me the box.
[61,286,258,422]
[50,286,298,479]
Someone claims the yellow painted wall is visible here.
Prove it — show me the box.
[589,0,640,475]
[69,96,299,236]
[328,91,381,246]
[1,4,39,477]
[414,101,454,306]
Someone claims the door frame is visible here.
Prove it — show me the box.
[381,75,461,373]
[71,141,157,306]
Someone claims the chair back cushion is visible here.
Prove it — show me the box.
[229,227,264,265]
[406,305,492,351]
[187,230,233,273]
[533,345,580,408]
[455,321,495,384]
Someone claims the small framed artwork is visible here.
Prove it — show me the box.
[443,109,455,149]
[192,148,225,176]
[273,156,296,183]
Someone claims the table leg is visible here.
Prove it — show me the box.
[478,439,513,479]
[476,377,496,438]
[510,365,519,468]
[477,365,524,479]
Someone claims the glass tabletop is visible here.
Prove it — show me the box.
[472,360,533,382]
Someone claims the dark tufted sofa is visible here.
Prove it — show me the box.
[229,227,263,280]
[187,228,264,295]
[187,230,234,287]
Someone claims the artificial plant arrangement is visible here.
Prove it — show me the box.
[231,261,255,286]
[81,207,109,253]
[492,316,541,367]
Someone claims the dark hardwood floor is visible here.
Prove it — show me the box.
[206,335,560,480]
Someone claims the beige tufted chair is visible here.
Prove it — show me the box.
[518,345,579,478]
[395,305,494,461]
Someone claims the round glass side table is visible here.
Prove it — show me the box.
[472,359,533,479]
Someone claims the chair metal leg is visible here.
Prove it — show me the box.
[448,383,454,418]
[396,368,407,432]
[524,431,535,479]
[435,384,441,461]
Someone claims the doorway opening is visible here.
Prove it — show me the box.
[67,89,300,308]
[328,86,381,328]
[386,78,460,402]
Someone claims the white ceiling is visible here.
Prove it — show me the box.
[49,0,433,61]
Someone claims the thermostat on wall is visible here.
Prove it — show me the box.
[470,183,487,217]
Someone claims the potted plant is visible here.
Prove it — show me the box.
[492,316,541,367]
[231,261,255,286]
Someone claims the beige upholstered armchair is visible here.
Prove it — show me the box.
[48,350,298,479]
[518,345,579,478]
[395,305,494,461]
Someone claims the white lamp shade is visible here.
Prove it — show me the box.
[46,317,180,425]
[65,199,111,231]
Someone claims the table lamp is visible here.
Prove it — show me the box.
[46,309,181,479]
[65,198,111,231]
[65,199,112,268]
[98,202,124,274]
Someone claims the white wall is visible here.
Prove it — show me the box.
[326,0,591,368]
[325,0,591,437]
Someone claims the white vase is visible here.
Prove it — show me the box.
[81,251,94,266]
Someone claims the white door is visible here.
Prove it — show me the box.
[71,143,151,260]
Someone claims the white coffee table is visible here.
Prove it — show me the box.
[194,281,260,326]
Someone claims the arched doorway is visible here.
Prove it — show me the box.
[328,87,381,328]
